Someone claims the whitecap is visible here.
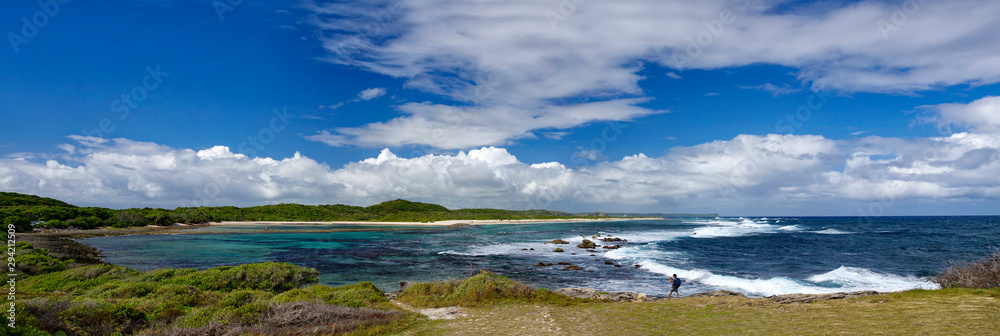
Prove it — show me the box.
[639,262,938,297]
[813,228,855,235]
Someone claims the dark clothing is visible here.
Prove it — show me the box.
[672,278,681,288]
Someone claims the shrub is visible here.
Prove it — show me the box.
[20,298,73,334]
[272,282,389,309]
[14,243,68,276]
[6,216,32,232]
[933,249,1000,289]
[88,281,159,299]
[396,270,537,308]
[22,264,141,294]
[163,262,319,292]
[220,290,273,308]
[37,219,69,229]
[148,302,406,336]
[57,300,148,335]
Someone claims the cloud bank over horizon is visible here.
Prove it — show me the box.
[4,96,999,215]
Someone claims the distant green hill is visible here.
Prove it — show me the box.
[0,192,587,232]
[0,192,75,207]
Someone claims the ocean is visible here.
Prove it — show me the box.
[79,216,1000,297]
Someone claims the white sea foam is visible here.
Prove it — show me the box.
[639,261,938,296]
[813,228,855,235]
[806,266,938,291]
[688,218,799,238]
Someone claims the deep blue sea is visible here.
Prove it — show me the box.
[79,217,1000,297]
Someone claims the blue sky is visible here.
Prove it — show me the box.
[2,0,1000,215]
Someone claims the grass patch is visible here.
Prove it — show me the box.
[404,288,1000,335]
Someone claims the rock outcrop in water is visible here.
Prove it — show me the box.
[553,248,564,252]
[547,239,570,244]
[577,239,596,249]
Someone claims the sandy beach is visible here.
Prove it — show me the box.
[209,217,664,227]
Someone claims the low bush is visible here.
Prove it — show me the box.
[396,270,580,308]
[22,264,141,294]
[272,282,390,309]
[163,262,319,292]
[13,242,68,276]
[58,300,148,335]
[147,302,406,336]
[932,249,1000,289]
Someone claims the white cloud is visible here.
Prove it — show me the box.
[666,72,683,79]
[740,83,804,96]
[357,87,386,101]
[306,98,662,149]
[922,96,1000,133]
[4,128,999,214]
[305,0,1000,149]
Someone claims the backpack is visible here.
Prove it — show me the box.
[672,278,681,286]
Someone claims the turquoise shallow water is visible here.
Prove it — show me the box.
[79,216,1000,297]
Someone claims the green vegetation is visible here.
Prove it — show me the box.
[11,242,69,276]
[0,192,74,207]
[1,192,587,232]
[396,270,588,308]
[14,262,414,335]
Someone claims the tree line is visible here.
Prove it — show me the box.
[1,193,583,232]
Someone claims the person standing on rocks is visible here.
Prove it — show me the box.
[668,274,682,298]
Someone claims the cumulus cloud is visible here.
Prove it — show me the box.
[306,98,662,149]
[4,128,999,213]
[357,87,386,100]
[921,96,1000,133]
[740,83,804,96]
[305,0,1000,149]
